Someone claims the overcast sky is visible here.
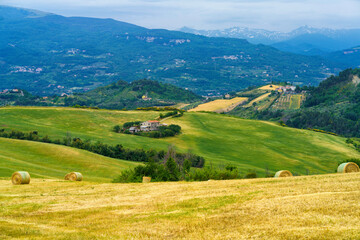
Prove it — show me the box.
[1,0,360,31]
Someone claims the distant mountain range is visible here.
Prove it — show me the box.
[0,6,345,96]
[180,26,360,56]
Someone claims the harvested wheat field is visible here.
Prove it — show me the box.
[258,84,280,90]
[243,92,271,107]
[1,173,360,239]
[189,97,248,113]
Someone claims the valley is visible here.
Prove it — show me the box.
[0,6,338,96]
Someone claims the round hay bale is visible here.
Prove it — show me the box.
[274,170,293,178]
[65,172,83,181]
[142,176,151,183]
[11,171,30,185]
[64,173,71,180]
[337,162,359,173]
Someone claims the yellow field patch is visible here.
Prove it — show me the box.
[1,173,360,239]
[258,84,280,90]
[189,97,248,113]
[244,92,271,107]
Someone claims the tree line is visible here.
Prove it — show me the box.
[113,160,260,183]
[0,129,205,168]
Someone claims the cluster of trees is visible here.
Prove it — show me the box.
[139,124,181,138]
[114,122,182,138]
[136,106,181,111]
[113,160,259,183]
[0,129,205,167]
[307,128,338,136]
[159,110,183,119]
[346,138,360,152]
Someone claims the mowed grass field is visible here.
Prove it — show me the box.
[0,138,139,182]
[0,107,359,175]
[1,173,359,239]
[189,97,248,112]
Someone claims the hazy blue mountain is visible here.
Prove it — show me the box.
[179,26,287,45]
[0,6,340,96]
[325,46,360,68]
[181,26,360,55]
[271,34,344,55]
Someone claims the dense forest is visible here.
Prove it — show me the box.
[285,68,360,137]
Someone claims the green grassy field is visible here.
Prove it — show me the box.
[1,173,359,239]
[289,94,303,109]
[0,138,139,182]
[0,107,359,176]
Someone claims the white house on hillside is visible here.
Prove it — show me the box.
[140,120,161,132]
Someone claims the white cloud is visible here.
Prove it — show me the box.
[2,0,360,31]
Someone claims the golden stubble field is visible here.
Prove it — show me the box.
[1,173,360,239]
[189,97,248,113]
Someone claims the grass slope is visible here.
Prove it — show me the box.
[0,107,359,175]
[1,173,359,239]
[0,138,139,181]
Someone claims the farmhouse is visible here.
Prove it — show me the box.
[276,85,296,93]
[129,126,140,133]
[140,120,161,132]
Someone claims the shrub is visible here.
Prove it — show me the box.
[244,172,257,179]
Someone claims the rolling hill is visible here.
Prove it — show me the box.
[0,79,203,109]
[226,69,360,138]
[0,6,338,96]
[0,107,359,176]
[0,138,139,182]
[325,46,360,68]
[1,173,359,239]
[62,79,202,109]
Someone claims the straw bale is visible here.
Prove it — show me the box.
[11,171,30,185]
